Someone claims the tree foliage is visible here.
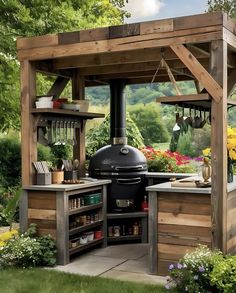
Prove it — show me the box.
[0,0,128,132]
[128,103,169,146]
[207,0,236,17]
[86,113,144,158]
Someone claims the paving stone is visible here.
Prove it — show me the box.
[100,270,167,285]
[90,243,148,260]
[54,255,126,276]
[114,259,149,274]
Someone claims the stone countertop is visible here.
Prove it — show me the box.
[146,172,197,178]
[23,178,111,192]
[146,176,236,194]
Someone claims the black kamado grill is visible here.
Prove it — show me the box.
[89,79,147,212]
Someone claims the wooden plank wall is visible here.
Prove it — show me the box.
[227,190,236,254]
[28,191,57,239]
[157,192,211,275]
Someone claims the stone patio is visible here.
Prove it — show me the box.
[54,244,167,285]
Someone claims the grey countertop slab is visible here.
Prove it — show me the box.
[146,176,236,194]
[23,179,111,192]
[146,172,197,178]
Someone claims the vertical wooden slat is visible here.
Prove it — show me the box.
[20,60,37,185]
[102,184,108,247]
[56,191,69,265]
[149,191,157,274]
[72,70,86,177]
[19,190,28,233]
[210,40,228,253]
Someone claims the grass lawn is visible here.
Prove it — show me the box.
[152,142,170,151]
[0,268,175,293]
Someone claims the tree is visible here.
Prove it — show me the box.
[86,113,144,158]
[128,103,169,146]
[207,0,236,17]
[0,0,129,132]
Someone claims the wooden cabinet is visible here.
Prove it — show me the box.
[20,180,110,265]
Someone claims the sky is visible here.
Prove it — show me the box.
[124,0,208,23]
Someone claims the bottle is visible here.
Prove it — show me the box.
[141,195,148,212]
[133,222,139,235]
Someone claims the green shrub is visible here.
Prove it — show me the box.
[0,224,56,268]
[210,255,236,293]
[0,137,21,188]
[86,113,144,158]
[166,245,236,293]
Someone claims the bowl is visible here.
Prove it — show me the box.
[37,96,53,102]
[35,101,53,108]
[72,100,89,112]
[61,103,80,111]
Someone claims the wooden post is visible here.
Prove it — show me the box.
[72,70,86,176]
[210,40,228,253]
[20,60,37,185]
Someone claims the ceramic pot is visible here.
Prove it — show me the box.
[52,171,64,184]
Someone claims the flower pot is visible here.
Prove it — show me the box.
[52,171,64,184]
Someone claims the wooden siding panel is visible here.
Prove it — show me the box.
[28,192,56,210]
[28,208,56,220]
[80,27,109,42]
[158,243,195,261]
[158,224,211,238]
[109,23,140,39]
[174,12,223,30]
[140,19,174,35]
[158,212,211,227]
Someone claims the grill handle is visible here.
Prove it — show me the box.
[116,177,141,185]
[115,165,144,171]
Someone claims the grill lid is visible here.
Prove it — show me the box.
[88,144,147,173]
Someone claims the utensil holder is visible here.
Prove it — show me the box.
[64,170,78,180]
[36,173,52,185]
[52,171,64,184]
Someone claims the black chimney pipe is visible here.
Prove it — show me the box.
[110,79,127,145]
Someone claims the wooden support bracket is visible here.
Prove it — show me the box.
[170,44,223,103]
[47,76,70,99]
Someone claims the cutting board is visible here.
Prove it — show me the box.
[171,179,196,188]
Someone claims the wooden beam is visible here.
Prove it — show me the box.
[210,40,228,253]
[17,26,222,61]
[47,76,70,99]
[72,70,86,177]
[54,47,209,70]
[223,28,236,50]
[78,59,209,77]
[170,44,223,103]
[20,61,37,185]
[34,60,73,78]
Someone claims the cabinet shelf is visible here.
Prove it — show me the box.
[69,237,104,255]
[107,212,148,219]
[69,220,103,236]
[108,235,141,242]
[31,108,105,119]
[69,202,103,215]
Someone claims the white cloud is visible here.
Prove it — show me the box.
[125,0,165,22]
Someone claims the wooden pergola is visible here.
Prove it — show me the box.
[17,12,236,254]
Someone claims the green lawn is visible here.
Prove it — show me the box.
[0,268,175,293]
[152,142,170,151]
